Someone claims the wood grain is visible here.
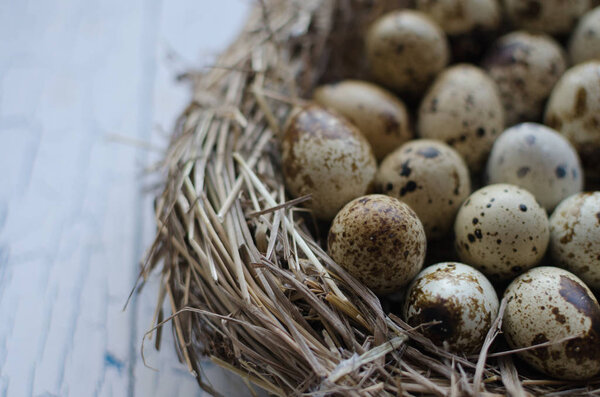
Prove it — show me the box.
[0,1,254,396]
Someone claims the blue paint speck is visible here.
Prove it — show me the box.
[105,352,125,372]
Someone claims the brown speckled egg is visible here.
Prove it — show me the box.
[328,194,426,294]
[416,0,501,36]
[366,10,449,96]
[403,262,499,353]
[418,64,504,172]
[376,139,471,240]
[503,0,592,35]
[569,7,600,65]
[313,80,413,160]
[550,192,600,290]
[281,105,376,220]
[454,184,549,281]
[503,266,600,380]
[545,61,600,179]
[486,123,583,211]
[482,31,567,126]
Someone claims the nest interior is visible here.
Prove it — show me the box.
[141,0,600,395]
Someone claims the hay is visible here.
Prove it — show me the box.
[141,0,600,395]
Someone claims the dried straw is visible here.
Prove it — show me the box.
[141,0,600,395]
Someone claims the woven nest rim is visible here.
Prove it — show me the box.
[140,1,600,395]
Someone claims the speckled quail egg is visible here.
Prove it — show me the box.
[313,80,413,160]
[550,192,600,290]
[281,105,376,220]
[503,0,592,35]
[328,194,426,294]
[482,31,567,126]
[503,266,600,380]
[376,139,471,239]
[545,61,600,179]
[569,7,600,65]
[403,262,499,353]
[416,0,501,35]
[366,10,449,96]
[454,184,549,281]
[418,64,504,172]
[486,123,584,211]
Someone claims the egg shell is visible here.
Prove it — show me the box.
[416,0,501,36]
[376,139,471,239]
[454,184,549,281]
[418,64,505,172]
[569,7,600,65]
[503,266,600,380]
[503,0,592,35]
[328,194,426,294]
[550,192,600,290]
[281,105,377,220]
[403,262,499,353]
[313,80,413,160]
[366,10,449,96]
[545,61,600,178]
[486,123,583,211]
[482,31,567,126]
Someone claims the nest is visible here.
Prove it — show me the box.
[141,1,600,395]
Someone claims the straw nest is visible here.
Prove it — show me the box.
[141,0,600,395]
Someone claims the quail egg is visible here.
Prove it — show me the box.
[416,0,501,36]
[366,10,449,96]
[281,105,376,220]
[403,262,499,353]
[545,61,600,179]
[454,184,550,281]
[482,31,567,126]
[503,266,600,380]
[550,192,600,290]
[376,139,471,239]
[486,123,584,211]
[569,7,600,65]
[503,0,592,35]
[328,194,426,294]
[418,64,505,172]
[313,80,413,160]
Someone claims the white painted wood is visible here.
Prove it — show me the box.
[0,1,257,396]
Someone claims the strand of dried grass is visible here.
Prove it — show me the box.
[141,0,600,395]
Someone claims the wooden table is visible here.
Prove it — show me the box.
[0,1,259,396]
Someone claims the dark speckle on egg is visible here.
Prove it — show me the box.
[517,167,530,178]
[555,165,567,178]
[400,181,417,196]
[418,147,440,158]
[400,160,411,176]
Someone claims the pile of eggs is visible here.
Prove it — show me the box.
[280,0,600,380]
